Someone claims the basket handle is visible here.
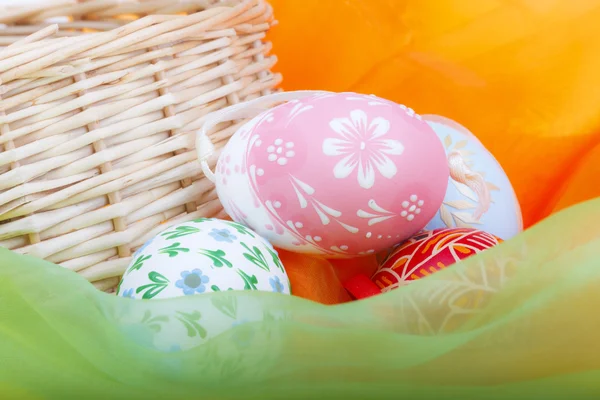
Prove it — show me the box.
[196,90,330,183]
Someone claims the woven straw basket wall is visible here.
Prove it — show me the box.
[0,0,281,292]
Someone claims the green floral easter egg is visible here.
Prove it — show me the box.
[117,218,291,300]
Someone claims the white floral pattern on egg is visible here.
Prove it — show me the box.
[215,92,450,258]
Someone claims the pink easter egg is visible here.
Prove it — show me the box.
[215,92,449,258]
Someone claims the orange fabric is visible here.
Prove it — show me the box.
[279,250,352,305]
[281,250,380,304]
[549,142,600,216]
[268,0,600,304]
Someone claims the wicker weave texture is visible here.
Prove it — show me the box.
[0,0,281,292]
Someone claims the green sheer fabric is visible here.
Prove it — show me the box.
[2,198,600,399]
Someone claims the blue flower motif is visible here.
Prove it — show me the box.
[231,319,254,348]
[133,238,153,257]
[208,228,237,243]
[269,276,285,293]
[263,239,276,251]
[232,319,249,328]
[168,344,182,353]
[120,323,155,350]
[175,269,209,295]
[121,288,135,298]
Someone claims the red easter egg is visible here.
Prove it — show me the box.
[372,228,502,292]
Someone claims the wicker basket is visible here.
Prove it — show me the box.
[0,0,282,292]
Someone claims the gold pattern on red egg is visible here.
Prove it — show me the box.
[373,228,502,291]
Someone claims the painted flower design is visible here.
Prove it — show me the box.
[267,138,295,166]
[217,160,232,185]
[232,319,249,328]
[168,345,182,353]
[208,228,237,243]
[231,319,254,348]
[121,288,135,298]
[269,276,285,293]
[262,238,276,251]
[175,269,210,295]
[133,238,153,257]
[323,109,404,189]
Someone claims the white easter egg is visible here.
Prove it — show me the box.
[115,218,290,352]
[117,218,291,300]
[423,115,523,240]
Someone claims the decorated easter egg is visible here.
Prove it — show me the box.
[372,227,502,292]
[117,218,290,300]
[423,115,523,240]
[116,289,288,355]
[208,92,450,258]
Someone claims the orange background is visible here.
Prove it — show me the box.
[265,0,600,304]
